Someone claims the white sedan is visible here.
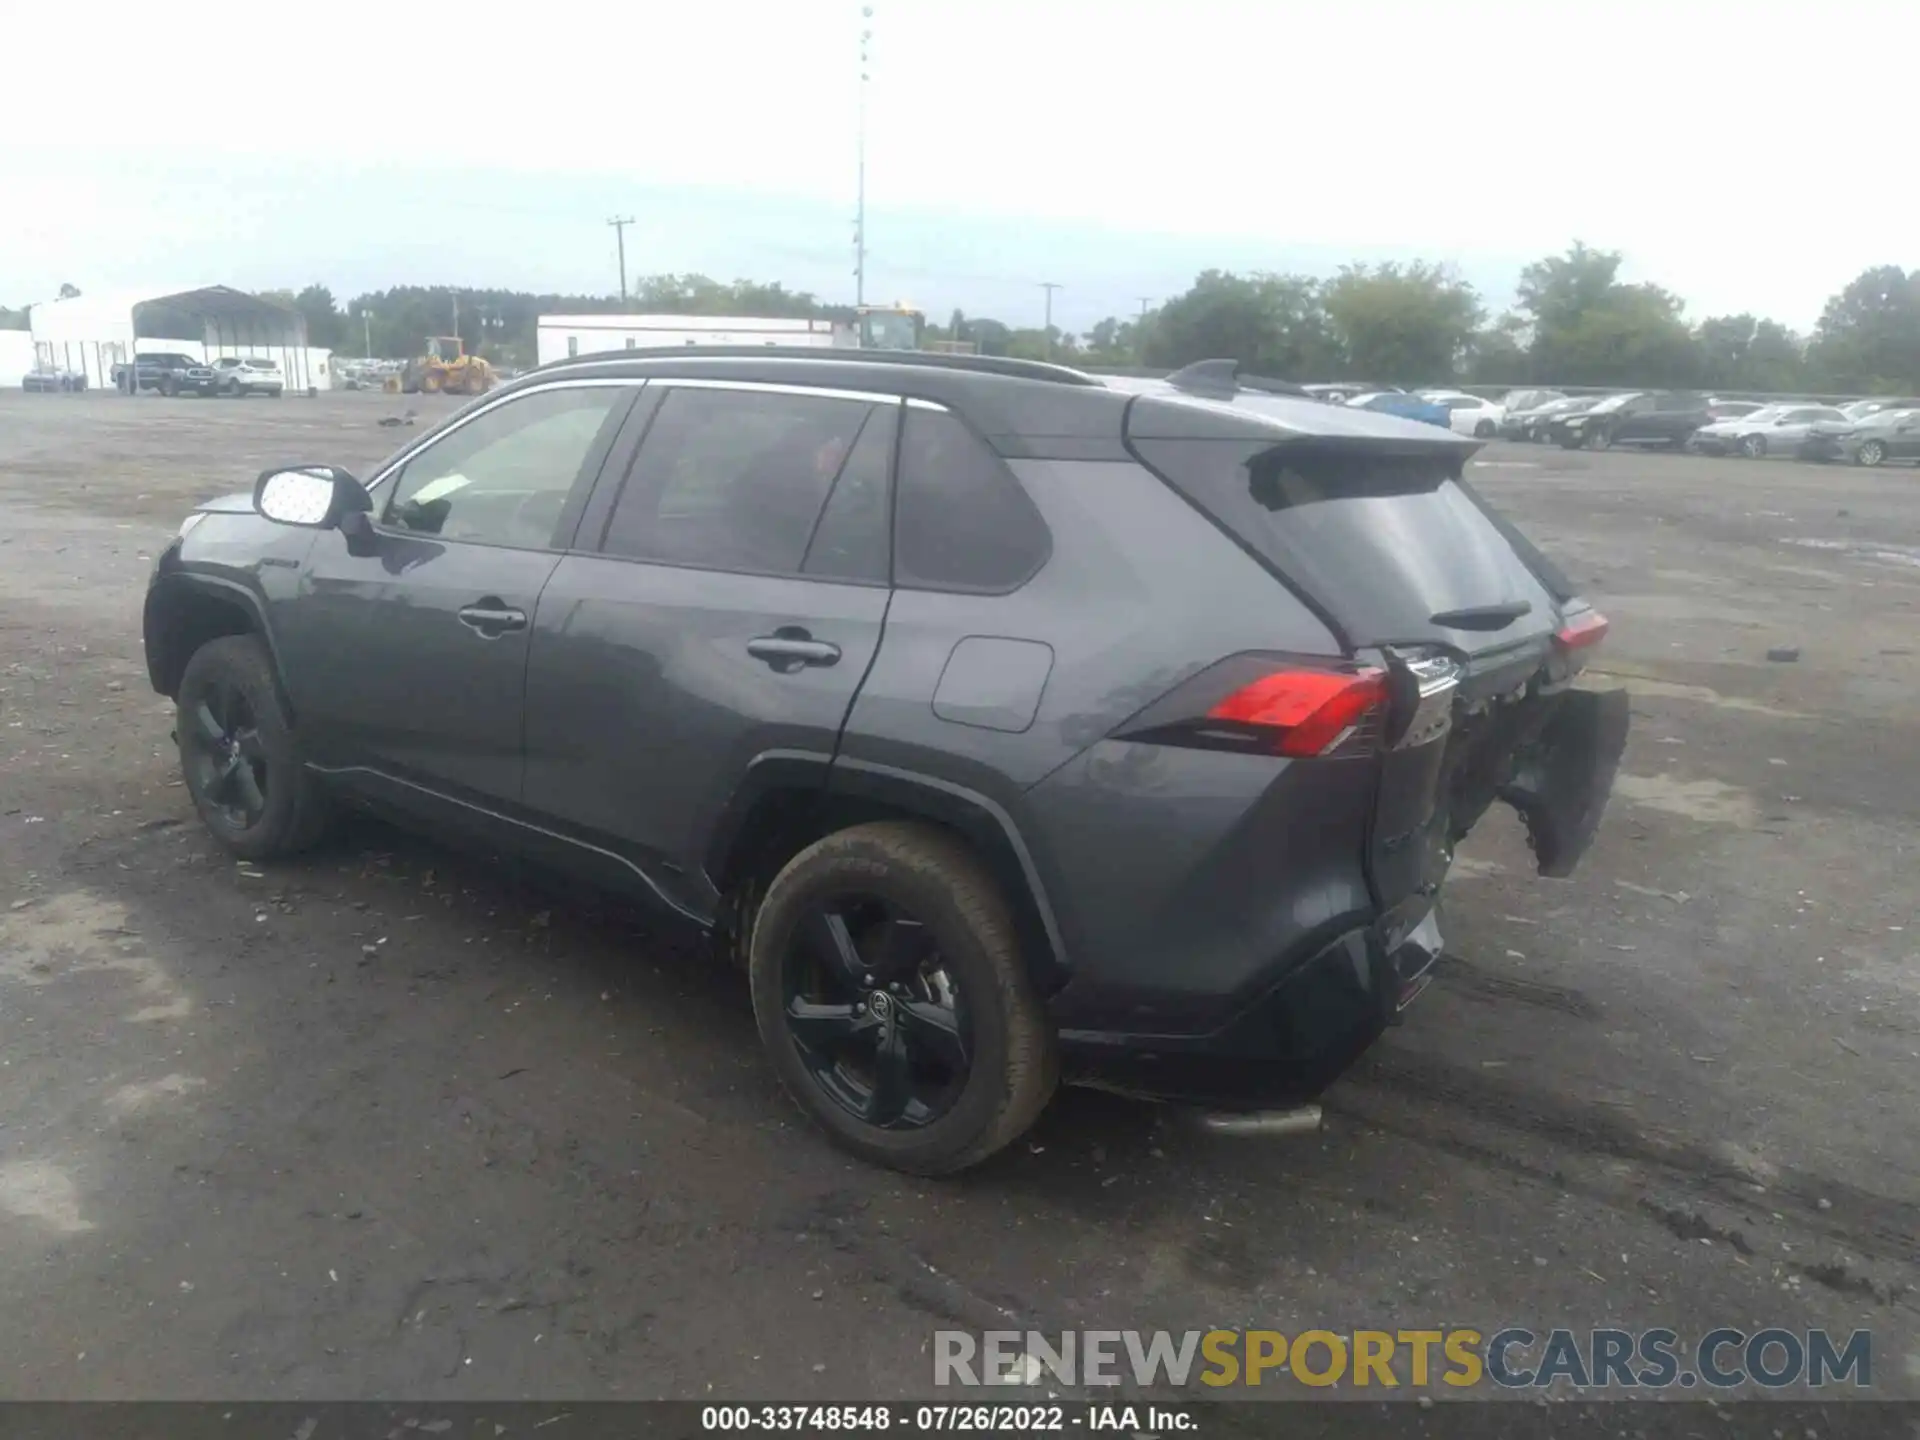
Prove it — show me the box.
[1419,390,1506,438]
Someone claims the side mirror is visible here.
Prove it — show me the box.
[253,466,369,529]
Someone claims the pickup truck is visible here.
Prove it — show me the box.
[112,352,219,397]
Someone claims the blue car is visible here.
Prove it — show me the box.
[1347,390,1452,428]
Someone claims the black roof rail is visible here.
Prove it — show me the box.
[1163,358,1313,400]
[535,344,1105,387]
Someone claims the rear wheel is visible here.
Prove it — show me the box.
[1856,439,1887,468]
[160,376,178,397]
[1474,419,1497,439]
[176,635,331,862]
[749,821,1057,1175]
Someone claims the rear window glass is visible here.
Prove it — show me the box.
[1130,434,1569,647]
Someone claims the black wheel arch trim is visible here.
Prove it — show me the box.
[144,571,292,710]
[704,750,1071,979]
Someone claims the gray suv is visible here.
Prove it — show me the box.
[143,350,1627,1174]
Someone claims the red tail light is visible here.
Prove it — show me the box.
[1554,610,1609,651]
[1206,668,1388,757]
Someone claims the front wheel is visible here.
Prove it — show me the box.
[749,821,1058,1175]
[1741,434,1767,459]
[160,376,177,397]
[1586,427,1612,451]
[1856,440,1887,468]
[176,635,332,862]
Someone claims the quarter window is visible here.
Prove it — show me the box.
[599,386,880,576]
[894,408,1050,592]
[383,385,628,549]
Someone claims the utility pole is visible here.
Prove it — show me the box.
[1040,282,1062,358]
[1135,296,1153,362]
[607,216,634,307]
[363,309,372,359]
[854,9,873,308]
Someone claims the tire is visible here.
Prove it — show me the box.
[748,821,1058,1175]
[1856,440,1887,468]
[1741,434,1767,459]
[1474,419,1497,439]
[1586,426,1612,451]
[176,635,331,862]
[160,376,178,397]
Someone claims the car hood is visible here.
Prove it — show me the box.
[197,490,257,515]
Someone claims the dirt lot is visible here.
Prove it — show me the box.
[1,390,1916,1402]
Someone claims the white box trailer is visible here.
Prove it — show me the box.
[536,313,849,367]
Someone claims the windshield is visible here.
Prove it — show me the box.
[859,311,920,351]
[1739,405,1787,424]
[1589,393,1639,413]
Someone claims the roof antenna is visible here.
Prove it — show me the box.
[1164,358,1241,398]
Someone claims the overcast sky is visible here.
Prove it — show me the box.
[5,0,1911,334]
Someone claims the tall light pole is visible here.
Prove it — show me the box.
[363,308,372,359]
[854,7,873,309]
[1040,282,1062,358]
[608,216,634,307]
[1135,296,1153,362]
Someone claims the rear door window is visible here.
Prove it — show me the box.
[893,407,1051,592]
[598,385,881,577]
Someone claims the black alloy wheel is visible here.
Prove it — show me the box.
[174,634,332,860]
[780,894,972,1131]
[184,680,270,832]
[748,821,1057,1174]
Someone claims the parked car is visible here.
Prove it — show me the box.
[1550,392,1712,450]
[1705,399,1765,420]
[211,356,285,398]
[1689,404,1848,458]
[1420,390,1506,438]
[1346,390,1452,428]
[22,364,88,393]
[143,347,1626,1174]
[1498,388,1565,416]
[1303,382,1395,404]
[113,352,219,396]
[1834,397,1920,424]
[1501,394,1597,442]
[1803,406,1920,467]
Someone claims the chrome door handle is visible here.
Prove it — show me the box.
[747,633,842,670]
[457,603,528,636]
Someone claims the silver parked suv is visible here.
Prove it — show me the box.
[142,349,1627,1174]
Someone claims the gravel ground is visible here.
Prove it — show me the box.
[0,390,1915,1404]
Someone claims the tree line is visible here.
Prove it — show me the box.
[9,247,1918,394]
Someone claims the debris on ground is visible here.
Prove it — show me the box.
[1766,646,1801,662]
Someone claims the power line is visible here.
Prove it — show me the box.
[607,216,635,306]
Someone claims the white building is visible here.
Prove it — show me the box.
[536,313,849,368]
[0,330,36,387]
[26,285,332,391]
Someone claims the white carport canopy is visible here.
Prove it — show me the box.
[29,286,314,392]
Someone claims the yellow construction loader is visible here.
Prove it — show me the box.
[397,336,496,396]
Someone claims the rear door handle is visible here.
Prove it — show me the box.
[747,631,841,670]
[457,600,528,637]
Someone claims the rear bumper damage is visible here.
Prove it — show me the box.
[1052,680,1629,1109]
